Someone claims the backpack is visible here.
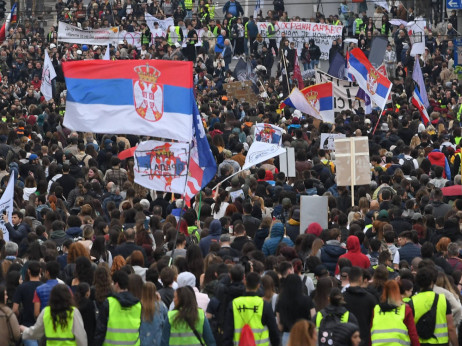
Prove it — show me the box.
[239,324,256,346]
[318,311,346,346]
[401,157,414,173]
[410,293,439,340]
[78,154,88,168]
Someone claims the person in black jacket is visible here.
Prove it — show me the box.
[343,266,378,346]
[308,39,321,69]
[3,210,30,245]
[112,228,147,263]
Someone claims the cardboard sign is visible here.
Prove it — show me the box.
[300,195,329,233]
[224,81,257,106]
[334,137,371,186]
[279,147,296,178]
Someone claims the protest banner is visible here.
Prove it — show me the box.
[58,22,119,46]
[145,14,174,34]
[334,137,371,206]
[0,174,15,241]
[256,22,343,59]
[320,133,346,150]
[300,195,328,233]
[315,69,360,111]
[134,141,190,194]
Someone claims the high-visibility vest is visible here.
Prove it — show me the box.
[233,296,270,346]
[184,0,193,10]
[208,25,219,37]
[411,291,449,344]
[205,3,215,19]
[167,26,182,45]
[333,20,340,25]
[381,24,387,35]
[168,309,205,346]
[457,104,462,121]
[43,306,76,346]
[245,21,248,38]
[267,23,275,38]
[371,304,410,346]
[103,296,141,346]
[141,30,151,45]
[315,310,349,328]
[355,18,363,34]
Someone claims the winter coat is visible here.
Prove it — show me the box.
[320,240,346,275]
[262,223,294,256]
[199,219,222,256]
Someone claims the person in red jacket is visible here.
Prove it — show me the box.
[335,236,370,274]
[427,143,451,180]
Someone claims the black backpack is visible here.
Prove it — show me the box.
[318,311,345,346]
[410,293,439,340]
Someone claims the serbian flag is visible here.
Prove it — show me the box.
[280,83,334,123]
[62,60,194,142]
[185,95,216,204]
[347,48,392,111]
[293,55,304,89]
[0,3,17,44]
[412,86,430,126]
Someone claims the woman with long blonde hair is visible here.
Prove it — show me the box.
[140,282,168,346]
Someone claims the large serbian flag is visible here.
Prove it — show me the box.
[412,86,430,126]
[347,48,392,111]
[62,60,194,142]
[0,3,17,44]
[280,82,334,123]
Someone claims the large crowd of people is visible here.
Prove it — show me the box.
[0,0,461,345]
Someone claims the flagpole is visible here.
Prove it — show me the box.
[168,145,192,266]
[281,53,291,95]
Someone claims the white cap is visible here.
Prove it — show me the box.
[76,50,82,55]
[50,43,56,49]
[93,45,99,50]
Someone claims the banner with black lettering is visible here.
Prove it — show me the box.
[315,69,360,112]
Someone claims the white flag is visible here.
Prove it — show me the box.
[0,174,15,241]
[40,51,57,101]
[103,44,110,60]
[243,142,286,171]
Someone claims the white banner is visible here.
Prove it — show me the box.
[320,133,346,150]
[315,69,360,112]
[134,141,189,194]
[408,20,426,57]
[145,13,174,34]
[256,22,343,59]
[0,174,15,241]
[254,123,283,145]
[58,22,120,46]
[40,51,57,102]
[243,142,286,170]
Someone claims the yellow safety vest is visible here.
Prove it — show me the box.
[411,291,449,344]
[167,26,182,45]
[267,23,275,38]
[233,296,270,346]
[168,309,205,346]
[103,296,141,346]
[355,18,363,34]
[315,310,349,328]
[184,0,193,10]
[43,306,76,346]
[371,304,410,346]
[205,3,215,19]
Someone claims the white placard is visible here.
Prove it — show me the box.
[300,195,328,234]
[58,22,119,46]
[320,133,346,150]
[279,147,296,178]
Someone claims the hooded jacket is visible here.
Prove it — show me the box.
[428,149,451,179]
[262,223,294,256]
[343,286,378,345]
[94,291,141,346]
[320,240,346,275]
[336,236,370,274]
[199,219,222,256]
